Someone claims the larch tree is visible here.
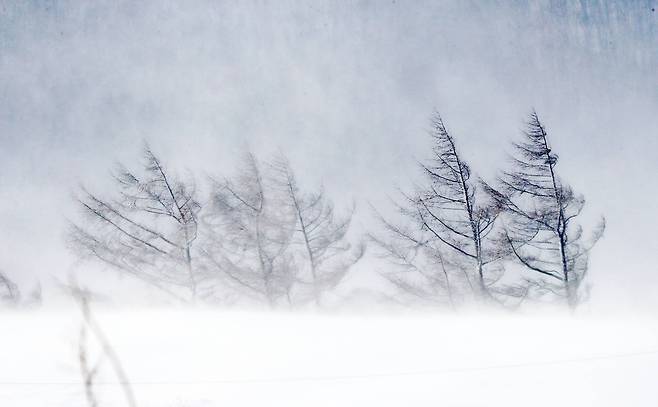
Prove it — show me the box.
[371,113,503,305]
[200,153,297,307]
[271,156,364,306]
[485,111,605,309]
[68,145,201,302]
[369,207,460,308]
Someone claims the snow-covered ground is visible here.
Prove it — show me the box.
[1,308,657,406]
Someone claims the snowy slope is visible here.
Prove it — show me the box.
[1,308,657,406]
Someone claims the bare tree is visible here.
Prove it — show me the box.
[368,211,460,308]
[72,286,138,407]
[79,319,99,407]
[201,153,297,307]
[271,156,364,306]
[485,111,605,309]
[0,270,19,304]
[68,145,201,302]
[371,113,503,305]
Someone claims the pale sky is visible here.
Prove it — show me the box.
[1,0,657,312]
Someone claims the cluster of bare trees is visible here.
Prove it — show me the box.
[69,147,363,307]
[371,111,604,310]
[201,154,364,306]
[69,111,603,310]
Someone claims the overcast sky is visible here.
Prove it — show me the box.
[0,0,656,312]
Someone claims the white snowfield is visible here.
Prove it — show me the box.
[0,308,657,407]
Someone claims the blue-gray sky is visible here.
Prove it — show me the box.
[1,0,657,311]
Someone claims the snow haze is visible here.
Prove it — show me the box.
[1,1,658,405]
[1,0,657,311]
